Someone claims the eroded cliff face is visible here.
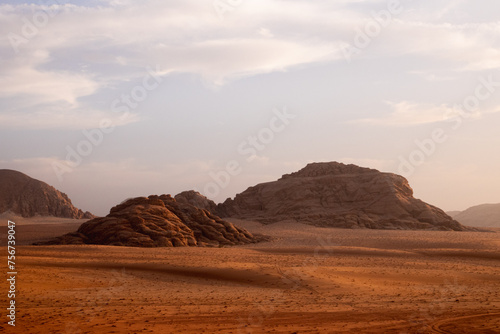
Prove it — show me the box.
[218,162,467,231]
[38,194,259,247]
[0,169,94,219]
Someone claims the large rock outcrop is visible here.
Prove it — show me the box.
[218,162,469,231]
[175,190,219,214]
[0,169,94,219]
[38,194,259,247]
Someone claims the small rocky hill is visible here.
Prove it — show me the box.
[451,203,500,228]
[175,190,219,213]
[0,169,94,219]
[218,162,469,231]
[37,194,259,247]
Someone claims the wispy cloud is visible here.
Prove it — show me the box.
[388,20,500,72]
[0,50,98,105]
[355,101,477,126]
[409,70,456,82]
[0,108,138,130]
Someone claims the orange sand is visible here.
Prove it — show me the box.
[1,219,499,333]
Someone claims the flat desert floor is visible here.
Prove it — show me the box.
[1,218,499,333]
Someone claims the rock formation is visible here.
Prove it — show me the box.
[175,190,219,213]
[218,162,469,231]
[0,169,94,219]
[37,194,259,247]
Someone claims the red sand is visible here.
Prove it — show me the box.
[1,219,499,333]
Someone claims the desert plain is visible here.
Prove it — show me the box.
[1,218,499,334]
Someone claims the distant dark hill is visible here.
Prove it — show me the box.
[451,204,500,228]
[37,194,261,247]
[0,169,94,219]
[218,162,470,231]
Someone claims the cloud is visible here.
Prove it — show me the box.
[356,101,475,126]
[0,108,139,130]
[393,20,500,72]
[2,0,500,130]
[149,38,338,85]
[409,70,455,82]
[0,0,346,129]
[0,50,98,105]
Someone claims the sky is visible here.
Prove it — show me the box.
[1,0,500,216]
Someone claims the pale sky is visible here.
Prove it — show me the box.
[1,0,500,216]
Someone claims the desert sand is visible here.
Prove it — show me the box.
[1,219,499,333]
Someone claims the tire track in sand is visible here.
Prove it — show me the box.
[430,312,500,333]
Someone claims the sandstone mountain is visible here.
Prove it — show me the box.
[0,169,94,219]
[450,203,500,228]
[175,190,219,213]
[218,162,468,231]
[38,194,259,247]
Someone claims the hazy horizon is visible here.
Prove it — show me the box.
[2,0,500,216]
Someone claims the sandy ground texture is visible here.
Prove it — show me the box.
[0,214,88,246]
[0,218,499,333]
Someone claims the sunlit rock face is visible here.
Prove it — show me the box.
[38,194,258,247]
[0,169,94,219]
[219,162,468,231]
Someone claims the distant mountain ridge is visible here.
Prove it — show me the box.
[0,169,94,219]
[215,162,469,231]
[448,203,500,228]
